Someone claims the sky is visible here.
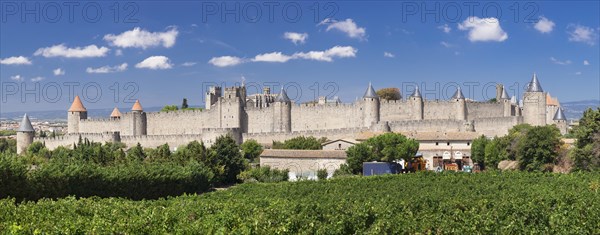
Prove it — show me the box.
[1,1,599,114]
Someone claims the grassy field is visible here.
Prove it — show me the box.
[1,171,599,234]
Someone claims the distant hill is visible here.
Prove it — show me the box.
[561,100,600,120]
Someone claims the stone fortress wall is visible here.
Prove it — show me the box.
[17,74,569,153]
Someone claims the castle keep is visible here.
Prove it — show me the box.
[16,74,568,154]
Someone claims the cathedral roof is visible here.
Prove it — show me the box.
[68,96,87,112]
[410,86,422,98]
[276,87,290,102]
[110,107,122,118]
[527,73,543,92]
[131,100,143,111]
[363,82,378,99]
[553,107,567,121]
[18,114,34,132]
[500,86,510,99]
[451,87,465,99]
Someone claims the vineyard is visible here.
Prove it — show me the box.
[1,172,599,234]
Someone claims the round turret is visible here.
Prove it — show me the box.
[67,96,87,134]
[362,83,380,127]
[16,114,35,154]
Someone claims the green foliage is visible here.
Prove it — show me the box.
[237,166,289,183]
[570,108,600,171]
[26,141,46,155]
[376,88,401,100]
[346,133,418,174]
[317,169,328,180]
[488,98,497,103]
[126,143,146,162]
[207,135,247,185]
[1,172,599,234]
[160,105,179,112]
[0,138,16,153]
[272,136,323,150]
[517,125,562,171]
[483,124,533,169]
[0,130,16,136]
[470,135,489,165]
[240,139,263,162]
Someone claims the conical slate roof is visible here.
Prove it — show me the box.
[410,86,422,98]
[527,73,543,92]
[276,87,290,102]
[553,107,567,121]
[501,86,510,99]
[18,114,34,132]
[363,82,378,99]
[110,107,122,118]
[68,96,87,112]
[131,100,143,111]
[451,87,465,99]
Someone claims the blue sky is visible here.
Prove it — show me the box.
[1,1,599,113]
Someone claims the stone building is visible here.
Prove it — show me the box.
[17,73,568,154]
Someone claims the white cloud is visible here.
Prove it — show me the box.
[293,46,357,62]
[567,24,598,45]
[209,56,245,67]
[10,75,24,81]
[30,76,45,82]
[383,52,395,58]
[440,41,454,48]
[209,46,357,67]
[575,71,582,75]
[86,63,128,73]
[0,56,32,65]
[584,60,590,65]
[439,24,451,33]
[550,57,572,65]
[135,56,173,70]
[181,62,197,67]
[534,17,555,33]
[53,68,65,76]
[320,18,366,40]
[34,44,109,58]
[104,27,179,49]
[115,49,123,56]
[252,52,293,63]
[284,32,308,45]
[458,17,508,42]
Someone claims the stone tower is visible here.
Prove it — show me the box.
[273,87,292,132]
[452,86,467,120]
[409,86,423,120]
[553,107,568,135]
[205,86,221,110]
[110,107,122,120]
[500,86,512,117]
[362,83,380,127]
[131,100,147,136]
[67,96,87,134]
[220,87,242,128]
[16,114,35,155]
[523,73,547,126]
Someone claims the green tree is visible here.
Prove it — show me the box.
[345,133,419,174]
[570,108,600,171]
[274,136,322,150]
[471,135,489,165]
[0,139,16,153]
[240,139,263,162]
[376,88,401,100]
[155,144,171,160]
[208,135,247,184]
[517,125,562,172]
[127,143,146,162]
[160,105,179,112]
[26,142,46,155]
[182,98,189,109]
